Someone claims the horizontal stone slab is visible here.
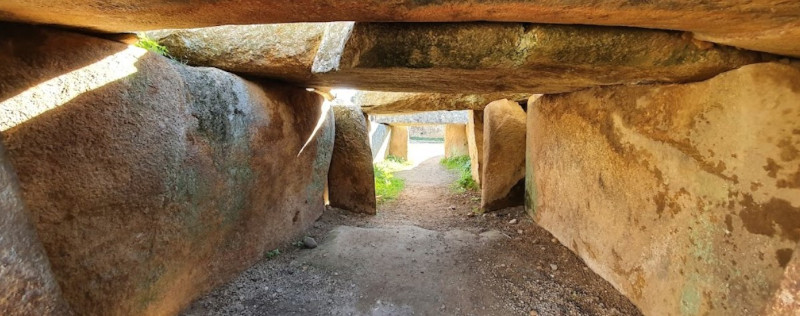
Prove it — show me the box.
[356,91,531,114]
[311,23,771,93]
[146,23,352,85]
[370,111,469,125]
[0,1,797,57]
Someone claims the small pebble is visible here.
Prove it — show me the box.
[303,236,318,249]
[509,219,518,224]
[550,264,558,271]
[517,229,523,234]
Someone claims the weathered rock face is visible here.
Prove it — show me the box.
[387,125,408,160]
[371,111,468,126]
[0,1,797,57]
[481,100,526,211]
[444,124,469,158]
[1,24,332,316]
[146,23,347,84]
[467,111,484,187]
[312,23,770,93]
[329,105,377,214]
[0,143,71,316]
[526,63,800,315]
[357,91,530,113]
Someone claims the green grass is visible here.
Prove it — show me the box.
[440,155,478,192]
[374,155,409,204]
[134,33,170,57]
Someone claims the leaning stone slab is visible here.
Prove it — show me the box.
[526,62,800,315]
[1,24,333,315]
[329,105,377,214]
[312,23,770,93]
[371,111,468,125]
[467,110,484,187]
[0,1,797,57]
[146,23,350,84]
[481,99,526,211]
[356,91,531,114]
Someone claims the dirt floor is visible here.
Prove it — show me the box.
[181,143,642,316]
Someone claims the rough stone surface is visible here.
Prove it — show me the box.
[444,124,469,158]
[526,63,800,315]
[368,122,390,161]
[312,23,771,93]
[765,245,800,315]
[146,23,346,84]
[371,111,468,126]
[1,24,332,316]
[0,1,797,57]
[329,105,377,214]
[481,100,526,211]
[357,91,530,114]
[387,125,408,160]
[467,110,484,187]
[0,142,71,316]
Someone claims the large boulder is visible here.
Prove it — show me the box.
[387,125,408,161]
[146,23,349,84]
[329,105,377,214]
[444,124,469,158]
[356,91,530,114]
[0,24,333,315]
[312,23,770,93]
[526,62,800,315]
[0,142,70,315]
[481,100,526,211]
[0,1,797,57]
[467,110,484,187]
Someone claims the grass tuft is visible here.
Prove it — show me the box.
[374,155,410,204]
[134,33,170,58]
[440,155,478,192]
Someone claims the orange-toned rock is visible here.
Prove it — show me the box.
[1,24,333,316]
[0,1,797,56]
[387,125,408,160]
[329,105,377,214]
[0,142,71,316]
[526,63,800,315]
[481,100,526,211]
[467,110,484,187]
[444,124,469,158]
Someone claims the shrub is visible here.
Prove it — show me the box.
[134,33,170,58]
[374,156,409,204]
[440,155,478,192]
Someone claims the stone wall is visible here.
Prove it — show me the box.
[0,142,70,315]
[0,24,333,316]
[526,63,800,315]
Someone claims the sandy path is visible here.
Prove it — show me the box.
[181,144,642,316]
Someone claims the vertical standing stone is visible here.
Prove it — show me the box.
[387,125,408,160]
[329,105,377,214]
[526,63,800,315]
[444,124,469,158]
[481,100,526,211]
[467,110,484,187]
[0,142,71,315]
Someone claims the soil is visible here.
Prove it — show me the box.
[181,147,643,316]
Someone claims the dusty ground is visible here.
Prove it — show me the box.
[181,143,642,316]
